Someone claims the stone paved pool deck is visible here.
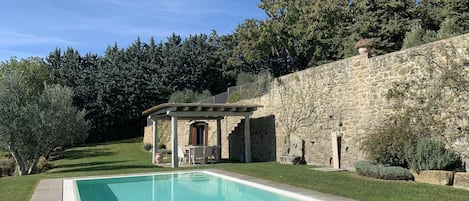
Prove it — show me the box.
[31,169,356,201]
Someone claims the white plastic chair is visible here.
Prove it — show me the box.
[178,147,188,165]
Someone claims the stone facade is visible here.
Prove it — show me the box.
[412,170,454,186]
[454,172,469,190]
[143,33,469,169]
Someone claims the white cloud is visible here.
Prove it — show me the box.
[0,31,77,47]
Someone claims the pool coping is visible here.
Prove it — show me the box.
[31,169,356,201]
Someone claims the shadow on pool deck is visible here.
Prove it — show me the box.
[31,169,357,201]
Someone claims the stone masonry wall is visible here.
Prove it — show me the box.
[144,33,469,168]
[236,33,469,168]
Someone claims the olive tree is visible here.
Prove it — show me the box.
[0,73,89,175]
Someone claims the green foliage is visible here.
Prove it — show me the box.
[168,89,211,103]
[227,91,241,103]
[234,0,353,76]
[236,72,256,85]
[379,166,414,180]
[48,34,231,142]
[0,57,50,96]
[157,142,166,149]
[1,140,469,201]
[365,47,469,167]
[0,159,15,176]
[0,72,89,175]
[437,18,464,39]
[142,143,153,152]
[355,161,413,180]
[361,114,421,166]
[404,138,462,172]
[403,18,465,49]
[402,23,427,49]
[35,156,51,173]
[355,160,380,178]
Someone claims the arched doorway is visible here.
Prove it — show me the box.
[189,121,208,146]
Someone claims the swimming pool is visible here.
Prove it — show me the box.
[63,171,318,201]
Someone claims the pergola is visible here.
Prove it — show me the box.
[142,103,261,168]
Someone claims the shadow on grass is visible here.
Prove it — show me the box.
[63,148,115,160]
[53,160,130,169]
[52,164,161,173]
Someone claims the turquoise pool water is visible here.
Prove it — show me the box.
[74,171,311,201]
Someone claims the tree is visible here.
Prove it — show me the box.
[168,89,211,103]
[232,0,352,76]
[417,0,469,32]
[0,57,50,95]
[0,73,89,175]
[349,0,417,54]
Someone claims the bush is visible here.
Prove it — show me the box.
[0,151,12,159]
[355,161,380,178]
[228,91,241,103]
[355,161,413,180]
[168,89,211,103]
[158,149,171,155]
[142,143,153,152]
[157,142,166,150]
[0,159,16,176]
[36,156,52,173]
[379,166,414,180]
[404,138,462,172]
[361,114,422,167]
[236,72,257,86]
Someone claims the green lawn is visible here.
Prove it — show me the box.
[1,138,468,201]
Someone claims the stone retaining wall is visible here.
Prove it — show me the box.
[143,33,469,169]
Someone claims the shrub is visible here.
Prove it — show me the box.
[228,91,241,103]
[355,161,380,178]
[236,72,256,86]
[36,156,52,173]
[404,138,462,172]
[157,143,166,149]
[168,89,211,103]
[158,149,171,155]
[142,143,153,152]
[0,151,12,159]
[0,159,16,176]
[361,114,422,167]
[355,161,414,180]
[379,166,414,180]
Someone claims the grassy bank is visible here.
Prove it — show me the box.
[1,139,468,201]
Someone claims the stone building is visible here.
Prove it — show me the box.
[144,33,469,169]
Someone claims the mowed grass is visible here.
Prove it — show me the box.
[1,138,469,201]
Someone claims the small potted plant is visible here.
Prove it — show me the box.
[354,38,374,55]
[155,151,163,164]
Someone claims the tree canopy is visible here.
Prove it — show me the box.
[2,1,467,143]
[0,58,89,175]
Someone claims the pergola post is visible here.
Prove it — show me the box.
[244,115,251,163]
[151,117,158,164]
[143,103,260,167]
[216,119,222,162]
[171,116,178,168]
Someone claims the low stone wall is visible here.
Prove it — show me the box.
[412,170,454,186]
[454,172,469,190]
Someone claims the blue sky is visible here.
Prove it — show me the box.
[0,0,266,62]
